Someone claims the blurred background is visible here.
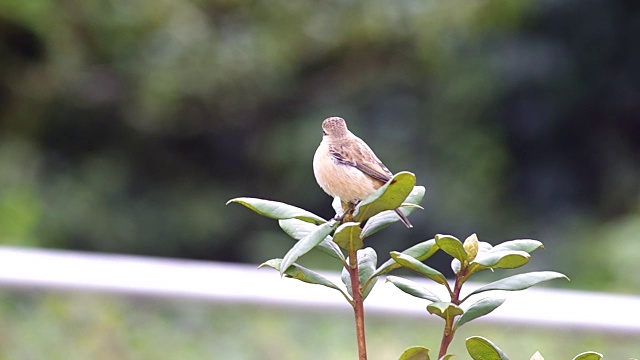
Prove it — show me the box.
[1,0,639,358]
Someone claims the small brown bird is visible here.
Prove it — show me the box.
[313,116,413,228]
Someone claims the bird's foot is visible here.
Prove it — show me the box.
[333,202,356,223]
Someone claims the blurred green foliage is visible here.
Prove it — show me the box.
[0,0,638,292]
[0,291,638,359]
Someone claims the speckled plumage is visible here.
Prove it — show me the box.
[313,117,412,228]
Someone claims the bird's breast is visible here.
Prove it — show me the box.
[313,142,383,203]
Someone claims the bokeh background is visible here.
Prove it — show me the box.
[1,0,639,358]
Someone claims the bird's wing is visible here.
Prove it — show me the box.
[329,142,392,183]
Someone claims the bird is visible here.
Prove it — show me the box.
[313,116,413,228]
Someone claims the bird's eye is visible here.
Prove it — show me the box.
[322,130,327,136]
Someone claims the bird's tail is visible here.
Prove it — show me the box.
[395,208,413,228]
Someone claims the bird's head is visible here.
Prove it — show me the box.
[321,117,350,139]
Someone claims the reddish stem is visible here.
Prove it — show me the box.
[349,249,367,360]
[438,271,465,358]
[438,328,455,359]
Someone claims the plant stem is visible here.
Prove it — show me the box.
[438,327,455,359]
[349,248,367,360]
[451,271,464,305]
[439,271,464,358]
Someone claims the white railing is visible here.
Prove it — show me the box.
[1,246,638,334]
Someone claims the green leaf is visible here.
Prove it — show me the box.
[470,250,530,271]
[454,297,506,329]
[491,239,543,254]
[279,219,344,261]
[467,271,569,297]
[353,172,416,222]
[332,222,363,252]
[478,241,494,252]
[280,221,338,275]
[451,259,461,274]
[400,203,424,210]
[435,234,468,263]
[390,252,448,285]
[331,196,345,216]
[386,276,441,302]
[530,351,544,360]
[572,352,603,360]
[440,355,455,360]
[359,247,378,299]
[361,186,426,238]
[427,301,463,322]
[342,248,379,300]
[373,239,438,278]
[227,197,325,224]
[398,346,430,360]
[341,269,350,298]
[466,336,509,360]
[259,259,342,292]
[453,240,494,274]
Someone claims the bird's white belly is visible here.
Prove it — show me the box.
[313,145,379,203]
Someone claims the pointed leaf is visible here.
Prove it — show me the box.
[373,239,438,278]
[439,355,455,360]
[454,240,496,274]
[353,172,416,222]
[331,196,345,217]
[333,222,363,252]
[390,252,448,285]
[478,241,494,252]
[467,271,569,297]
[386,276,441,302]
[359,247,379,299]
[435,234,468,262]
[361,186,426,238]
[530,351,544,360]
[572,352,603,360]
[454,241,492,273]
[454,297,506,329]
[227,197,325,224]
[471,250,530,270]
[280,221,338,275]
[259,259,342,292]
[279,219,344,261]
[398,346,430,360]
[401,203,424,210]
[342,248,379,300]
[466,336,509,360]
[491,239,543,254]
[427,302,463,322]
